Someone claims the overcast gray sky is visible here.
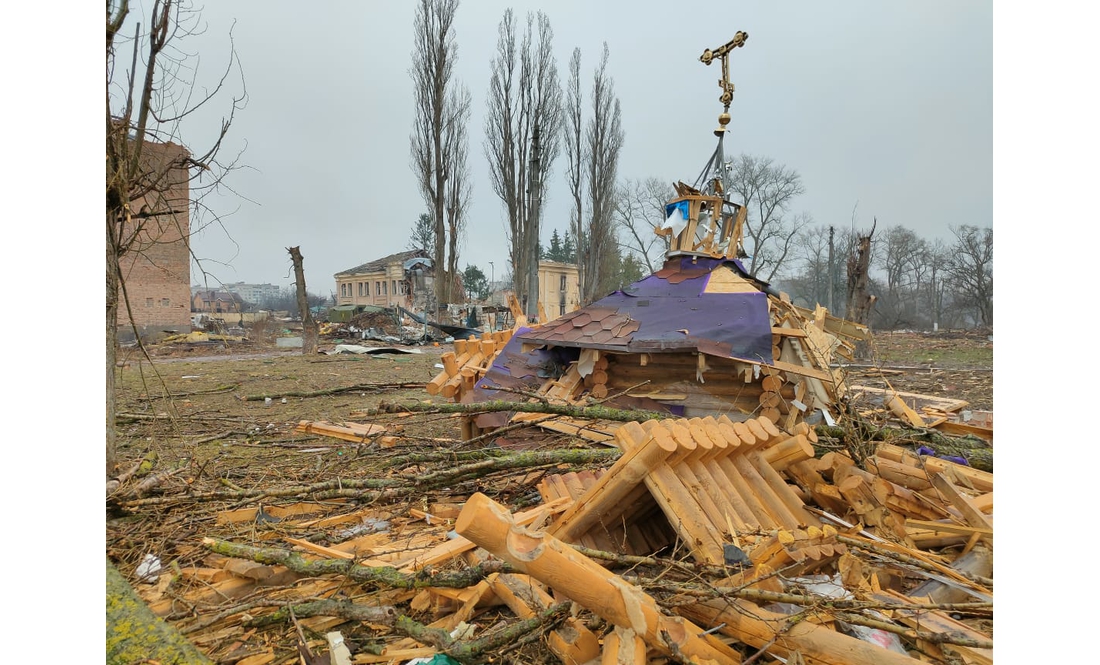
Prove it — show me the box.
[157,0,991,295]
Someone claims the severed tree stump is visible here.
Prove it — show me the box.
[106,558,212,664]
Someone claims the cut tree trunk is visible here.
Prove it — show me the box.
[287,246,318,355]
[107,557,212,664]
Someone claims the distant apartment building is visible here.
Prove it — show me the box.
[222,282,281,306]
[115,139,192,339]
[334,249,434,311]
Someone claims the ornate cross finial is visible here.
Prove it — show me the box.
[699,31,748,136]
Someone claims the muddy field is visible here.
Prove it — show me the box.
[107,329,992,663]
[844,329,993,412]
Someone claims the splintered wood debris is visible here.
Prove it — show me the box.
[121,402,992,664]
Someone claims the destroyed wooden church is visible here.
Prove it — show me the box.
[111,31,993,665]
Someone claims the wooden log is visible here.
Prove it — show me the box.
[693,417,730,462]
[549,426,678,543]
[601,626,647,665]
[761,374,784,392]
[679,597,925,665]
[631,422,725,562]
[661,421,736,536]
[731,451,803,530]
[759,407,782,424]
[865,456,933,491]
[426,372,449,396]
[396,497,571,572]
[884,392,927,427]
[441,351,458,375]
[870,590,992,665]
[454,493,741,662]
[784,460,849,515]
[441,352,480,398]
[760,435,814,471]
[838,476,911,544]
[712,453,772,530]
[293,420,388,443]
[876,445,992,493]
[691,420,759,531]
[745,417,774,444]
[870,478,950,521]
[488,573,601,665]
[747,450,820,528]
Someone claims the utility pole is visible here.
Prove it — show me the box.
[827,225,835,313]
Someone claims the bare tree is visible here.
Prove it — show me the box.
[614,177,672,273]
[410,0,471,307]
[946,225,993,327]
[107,0,243,476]
[724,154,809,281]
[581,43,624,303]
[564,48,586,295]
[783,224,831,308]
[784,224,863,313]
[924,238,951,330]
[484,9,563,319]
[877,225,928,328]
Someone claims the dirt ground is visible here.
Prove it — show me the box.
[107,328,992,663]
[843,329,993,412]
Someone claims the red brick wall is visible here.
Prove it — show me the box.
[116,141,192,336]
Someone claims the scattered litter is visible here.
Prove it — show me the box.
[135,553,162,582]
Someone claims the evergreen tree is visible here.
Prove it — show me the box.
[462,264,490,301]
[407,212,436,254]
[545,229,564,261]
[562,229,577,262]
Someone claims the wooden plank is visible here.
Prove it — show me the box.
[933,419,993,443]
[294,420,387,443]
[771,326,808,337]
[928,473,993,546]
[847,385,969,414]
[905,519,992,537]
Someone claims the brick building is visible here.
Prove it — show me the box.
[116,140,192,339]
